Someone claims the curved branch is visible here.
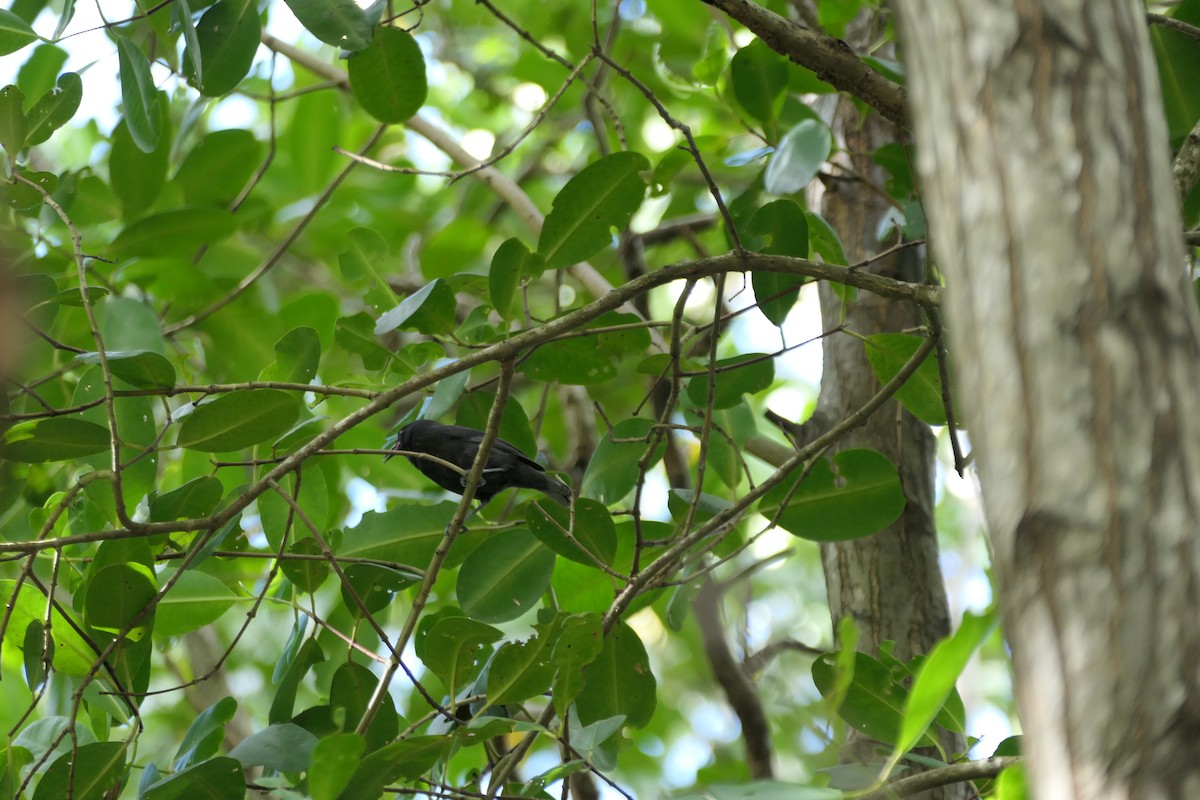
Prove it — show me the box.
[864,756,1022,799]
[700,0,909,129]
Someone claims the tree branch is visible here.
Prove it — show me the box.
[700,0,909,129]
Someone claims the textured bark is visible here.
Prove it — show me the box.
[809,12,963,795]
[896,1,1200,797]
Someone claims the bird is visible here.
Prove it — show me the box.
[387,420,572,515]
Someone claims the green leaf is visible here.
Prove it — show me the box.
[730,39,787,135]
[284,0,372,50]
[764,119,832,195]
[0,580,96,677]
[863,333,946,425]
[228,724,318,772]
[686,353,775,409]
[3,417,110,461]
[888,608,997,769]
[111,208,237,258]
[143,756,244,800]
[539,151,649,268]
[185,0,261,97]
[673,782,842,800]
[16,44,67,104]
[550,612,604,716]
[457,529,556,623]
[760,449,906,541]
[335,312,392,370]
[154,570,238,637]
[487,634,556,705]
[174,697,237,771]
[347,25,427,123]
[422,616,503,696]
[75,349,176,389]
[338,226,397,313]
[1151,3,1200,141]
[25,71,81,146]
[489,237,531,320]
[576,621,657,729]
[309,733,365,800]
[579,418,666,504]
[520,312,651,386]
[750,199,809,325]
[280,538,328,593]
[526,498,617,567]
[340,504,453,566]
[174,128,264,206]
[110,111,170,218]
[260,327,321,383]
[807,210,849,266]
[336,736,446,797]
[33,742,125,800]
[812,650,938,748]
[0,10,38,57]
[176,389,301,452]
[340,563,418,615]
[0,84,27,154]
[114,33,161,152]
[374,278,456,336]
[83,562,157,639]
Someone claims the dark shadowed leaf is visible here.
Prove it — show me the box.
[143,757,244,800]
[730,39,787,135]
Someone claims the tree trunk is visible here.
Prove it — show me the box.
[811,13,964,792]
[896,1,1200,797]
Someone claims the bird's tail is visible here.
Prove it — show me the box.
[535,473,573,506]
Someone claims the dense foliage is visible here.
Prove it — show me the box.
[1,0,1197,798]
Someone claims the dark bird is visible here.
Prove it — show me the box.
[388,420,571,514]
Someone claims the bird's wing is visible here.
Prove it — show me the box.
[469,432,546,472]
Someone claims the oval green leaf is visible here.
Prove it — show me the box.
[575,621,657,729]
[457,528,556,624]
[526,498,617,567]
[348,25,427,123]
[730,39,787,133]
[760,448,906,541]
[284,0,372,51]
[76,349,176,389]
[0,84,27,154]
[110,208,238,258]
[25,71,82,146]
[186,0,261,97]
[864,333,947,425]
[114,33,161,152]
[579,418,666,504]
[685,352,775,409]
[176,389,301,452]
[154,570,238,638]
[538,151,649,269]
[764,119,833,195]
[0,10,38,56]
[3,417,110,462]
